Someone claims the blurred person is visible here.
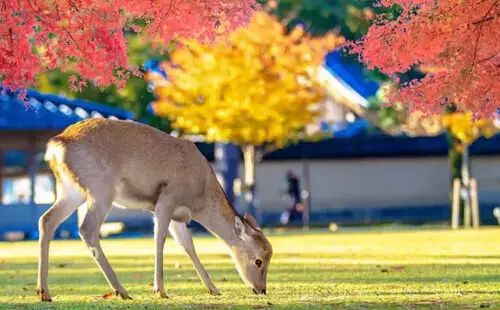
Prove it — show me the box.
[280,170,304,225]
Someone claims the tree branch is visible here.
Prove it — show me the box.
[471,0,498,66]
[471,0,499,25]
[477,53,498,64]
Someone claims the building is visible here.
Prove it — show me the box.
[145,53,500,228]
[228,131,500,226]
[0,87,134,239]
[2,54,498,239]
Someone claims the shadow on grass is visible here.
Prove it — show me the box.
[426,254,500,259]
[3,300,500,310]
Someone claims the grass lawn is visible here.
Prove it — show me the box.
[0,228,499,309]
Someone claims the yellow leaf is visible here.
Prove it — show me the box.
[150,12,342,147]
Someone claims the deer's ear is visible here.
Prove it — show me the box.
[244,212,261,232]
[234,216,246,238]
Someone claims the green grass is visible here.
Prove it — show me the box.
[1,228,500,309]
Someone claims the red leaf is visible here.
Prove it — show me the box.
[0,0,258,91]
[353,0,499,117]
[102,291,114,299]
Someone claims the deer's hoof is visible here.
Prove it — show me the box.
[153,288,169,299]
[37,288,52,302]
[159,292,169,299]
[115,290,133,300]
[209,288,221,296]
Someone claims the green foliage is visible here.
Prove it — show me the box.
[447,134,463,181]
[367,96,401,131]
[266,0,376,39]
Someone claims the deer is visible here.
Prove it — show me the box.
[37,118,272,302]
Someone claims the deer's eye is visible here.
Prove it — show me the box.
[255,259,263,268]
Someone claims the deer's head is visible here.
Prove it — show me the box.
[231,213,273,295]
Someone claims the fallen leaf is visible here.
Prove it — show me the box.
[57,264,67,268]
[102,291,114,299]
[390,266,405,271]
[22,287,28,291]
[480,304,490,308]
[380,269,389,273]
[462,281,469,285]
[220,277,228,282]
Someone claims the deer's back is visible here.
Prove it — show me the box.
[47,119,211,211]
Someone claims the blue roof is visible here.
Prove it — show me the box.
[0,87,134,130]
[195,134,500,161]
[330,119,371,138]
[324,51,379,99]
[264,135,500,159]
[144,59,167,78]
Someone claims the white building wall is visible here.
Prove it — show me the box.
[107,155,500,224]
[246,156,500,212]
[470,156,500,203]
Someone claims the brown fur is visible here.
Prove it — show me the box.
[48,118,237,220]
[38,119,272,301]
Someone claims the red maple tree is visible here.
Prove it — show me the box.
[0,0,257,91]
[354,0,499,118]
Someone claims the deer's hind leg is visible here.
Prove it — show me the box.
[37,178,86,302]
[78,183,132,300]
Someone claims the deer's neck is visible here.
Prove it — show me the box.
[195,176,240,246]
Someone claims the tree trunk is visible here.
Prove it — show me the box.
[242,145,257,218]
[214,143,239,206]
[461,145,472,228]
[448,136,463,182]
[447,133,463,225]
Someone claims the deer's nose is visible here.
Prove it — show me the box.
[262,289,266,295]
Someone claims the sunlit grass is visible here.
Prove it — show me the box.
[1,228,499,309]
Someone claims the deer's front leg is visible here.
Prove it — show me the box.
[153,199,172,298]
[169,220,221,296]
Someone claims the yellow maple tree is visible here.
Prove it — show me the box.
[150,12,342,147]
[441,112,498,228]
[442,112,497,152]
